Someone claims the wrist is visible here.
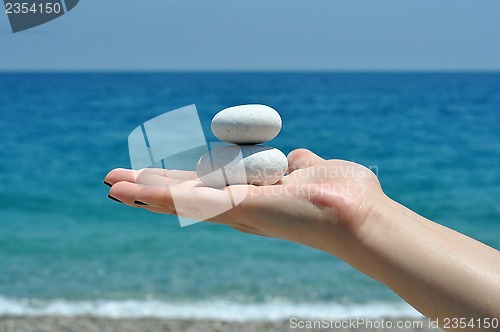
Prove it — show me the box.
[325,190,409,281]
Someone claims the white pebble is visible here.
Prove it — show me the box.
[211,104,282,144]
[196,145,288,188]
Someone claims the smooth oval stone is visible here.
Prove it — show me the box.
[211,104,282,144]
[196,145,288,188]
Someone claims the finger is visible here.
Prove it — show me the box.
[140,204,177,215]
[133,181,201,208]
[287,149,325,173]
[108,181,146,206]
[109,180,177,213]
[135,171,198,187]
[109,177,253,222]
[168,184,238,221]
[105,168,198,186]
[137,168,198,181]
[110,179,238,220]
[104,168,138,186]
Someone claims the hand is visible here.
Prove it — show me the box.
[104,148,383,255]
[104,148,500,324]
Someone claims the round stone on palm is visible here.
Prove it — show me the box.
[197,105,287,188]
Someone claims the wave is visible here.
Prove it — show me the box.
[0,297,422,321]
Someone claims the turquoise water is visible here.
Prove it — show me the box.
[0,73,499,318]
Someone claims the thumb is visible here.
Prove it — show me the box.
[287,149,325,174]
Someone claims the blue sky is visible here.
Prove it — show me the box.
[1,0,500,71]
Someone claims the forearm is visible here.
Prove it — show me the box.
[331,193,500,327]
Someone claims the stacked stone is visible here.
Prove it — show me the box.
[196,104,288,188]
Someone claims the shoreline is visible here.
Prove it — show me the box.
[0,297,423,320]
[0,316,443,332]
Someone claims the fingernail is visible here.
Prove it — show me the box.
[134,200,148,206]
[104,181,112,187]
[108,195,122,203]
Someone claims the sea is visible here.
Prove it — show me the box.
[0,72,499,320]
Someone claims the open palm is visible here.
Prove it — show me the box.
[105,149,382,253]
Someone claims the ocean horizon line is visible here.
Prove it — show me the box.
[1,69,500,75]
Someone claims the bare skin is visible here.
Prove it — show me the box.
[105,148,500,331]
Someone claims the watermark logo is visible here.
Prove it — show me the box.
[128,105,249,227]
[4,0,79,33]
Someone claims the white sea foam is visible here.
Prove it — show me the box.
[0,297,422,321]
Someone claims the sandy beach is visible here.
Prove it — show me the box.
[0,316,442,332]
